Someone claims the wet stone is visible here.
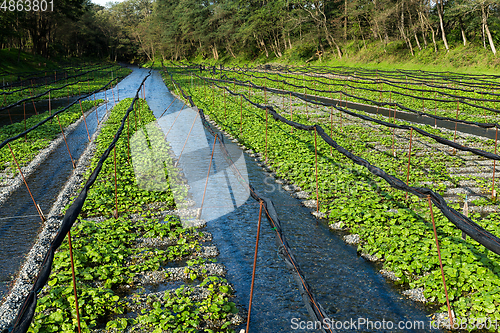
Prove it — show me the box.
[380,269,401,282]
[402,288,427,303]
[343,234,361,245]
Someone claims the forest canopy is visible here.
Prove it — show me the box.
[1,0,500,62]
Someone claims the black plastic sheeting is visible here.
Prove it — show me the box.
[180,59,500,91]
[2,71,151,333]
[0,76,123,152]
[164,65,334,333]
[169,64,500,258]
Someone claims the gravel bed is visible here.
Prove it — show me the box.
[135,263,226,285]
[379,269,401,282]
[0,104,110,330]
[402,288,427,303]
[343,234,361,245]
[0,104,102,207]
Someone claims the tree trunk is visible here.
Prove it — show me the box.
[482,4,496,54]
[399,4,414,56]
[344,0,347,40]
[460,18,467,46]
[409,11,421,50]
[437,0,449,51]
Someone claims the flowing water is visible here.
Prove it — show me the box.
[143,70,439,332]
[0,65,149,300]
[0,67,440,332]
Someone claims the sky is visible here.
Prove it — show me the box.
[91,0,124,7]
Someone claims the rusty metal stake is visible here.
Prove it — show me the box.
[290,93,293,134]
[67,231,82,333]
[127,116,131,164]
[111,82,116,106]
[405,128,413,200]
[57,115,76,168]
[113,138,118,218]
[246,199,264,333]
[427,195,454,328]
[198,135,218,219]
[314,127,319,215]
[30,88,38,115]
[23,102,26,141]
[79,100,91,142]
[330,104,334,156]
[240,95,243,137]
[265,108,268,164]
[304,87,308,118]
[453,101,459,153]
[492,127,498,199]
[7,143,45,221]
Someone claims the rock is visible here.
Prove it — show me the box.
[402,288,426,303]
[380,269,401,281]
[343,234,361,245]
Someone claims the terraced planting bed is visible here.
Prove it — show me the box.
[216,65,500,125]
[165,63,500,330]
[1,64,130,107]
[24,98,242,332]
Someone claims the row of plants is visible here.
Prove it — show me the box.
[166,65,500,331]
[0,99,102,178]
[0,64,131,107]
[188,67,498,202]
[194,66,500,206]
[30,97,239,332]
[0,62,101,85]
[210,66,500,125]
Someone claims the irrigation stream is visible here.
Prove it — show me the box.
[144,70,437,332]
[1,67,438,332]
[0,96,80,128]
[0,65,147,300]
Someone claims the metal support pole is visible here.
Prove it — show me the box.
[113,139,118,218]
[314,127,319,215]
[405,128,413,200]
[290,92,293,134]
[454,101,459,153]
[427,196,454,328]
[57,114,76,169]
[240,95,243,137]
[67,231,82,333]
[7,143,45,221]
[246,200,264,333]
[265,108,268,164]
[493,127,498,199]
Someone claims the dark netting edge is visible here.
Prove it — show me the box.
[209,70,500,130]
[0,76,124,151]
[172,65,500,256]
[164,65,334,333]
[6,72,151,333]
[0,65,115,96]
[186,71,500,161]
